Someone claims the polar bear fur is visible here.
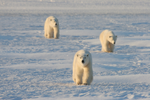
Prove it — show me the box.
[99,30,117,52]
[73,50,93,85]
[44,16,59,39]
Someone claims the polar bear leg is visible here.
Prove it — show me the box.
[73,55,77,83]
[53,27,59,39]
[82,75,89,85]
[101,40,107,52]
[82,67,92,85]
[44,28,54,38]
[101,43,105,52]
[109,43,114,52]
[45,32,52,38]
[75,70,83,85]
[76,75,82,85]
[73,69,76,82]
[44,32,50,38]
[44,33,48,38]
[102,43,109,52]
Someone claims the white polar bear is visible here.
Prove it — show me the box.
[44,16,59,39]
[99,30,117,52]
[73,50,93,85]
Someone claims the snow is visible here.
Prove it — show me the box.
[1,0,150,100]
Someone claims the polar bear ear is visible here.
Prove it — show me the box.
[55,18,58,21]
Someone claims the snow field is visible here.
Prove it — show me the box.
[1,28,150,100]
[0,0,150,99]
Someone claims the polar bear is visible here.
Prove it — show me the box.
[73,50,93,85]
[99,30,117,52]
[44,16,59,39]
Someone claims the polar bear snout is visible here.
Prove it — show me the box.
[110,40,115,44]
[54,21,57,25]
[82,60,84,64]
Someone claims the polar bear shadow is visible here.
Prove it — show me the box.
[50,82,76,86]
[114,45,138,54]
[60,35,94,41]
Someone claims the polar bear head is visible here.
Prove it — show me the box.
[46,16,59,27]
[76,50,91,67]
[107,31,117,44]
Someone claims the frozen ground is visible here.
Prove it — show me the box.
[0,0,150,100]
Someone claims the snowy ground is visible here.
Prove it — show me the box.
[1,0,150,100]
